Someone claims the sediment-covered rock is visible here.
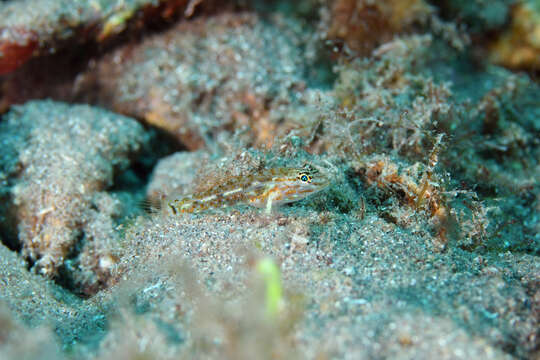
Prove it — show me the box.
[0,100,147,276]
[77,12,308,150]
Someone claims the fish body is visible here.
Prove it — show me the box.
[167,166,331,214]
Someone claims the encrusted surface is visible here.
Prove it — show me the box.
[0,100,146,276]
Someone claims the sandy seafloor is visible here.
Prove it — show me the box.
[0,0,539,359]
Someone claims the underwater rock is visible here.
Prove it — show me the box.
[489,1,540,70]
[145,151,210,205]
[76,12,307,150]
[0,100,146,276]
[431,0,539,71]
[435,0,514,33]
[0,242,106,355]
[0,0,215,75]
[324,0,432,55]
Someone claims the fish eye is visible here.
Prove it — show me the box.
[299,173,311,182]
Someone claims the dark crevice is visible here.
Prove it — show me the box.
[111,126,186,193]
[0,212,21,253]
[54,231,86,296]
[0,188,21,252]
[0,233,21,253]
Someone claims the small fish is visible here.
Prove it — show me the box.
[167,165,332,214]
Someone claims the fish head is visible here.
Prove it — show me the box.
[271,164,332,204]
